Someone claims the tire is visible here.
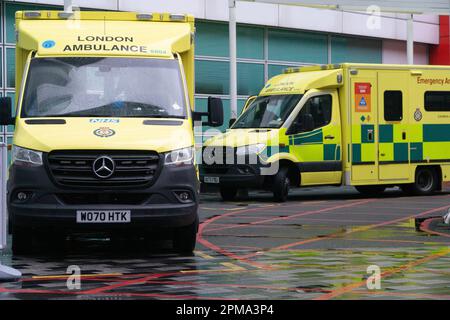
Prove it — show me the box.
[355,185,386,197]
[402,167,439,196]
[273,167,290,202]
[173,218,198,254]
[220,187,238,201]
[12,226,34,255]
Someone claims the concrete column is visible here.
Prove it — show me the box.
[229,0,238,119]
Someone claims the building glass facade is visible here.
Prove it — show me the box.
[0,1,384,159]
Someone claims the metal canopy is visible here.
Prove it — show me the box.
[227,0,450,118]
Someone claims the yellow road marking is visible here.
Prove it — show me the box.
[195,251,215,260]
[180,262,246,274]
[220,262,246,271]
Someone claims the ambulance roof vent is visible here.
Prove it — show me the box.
[283,67,302,74]
[283,64,343,74]
[170,14,186,21]
[137,13,153,20]
[24,11,42,18]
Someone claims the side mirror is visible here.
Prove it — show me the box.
[0,97,14,126]
[207,97,223,127]
[301,113,315,132]
[229,118,236,128]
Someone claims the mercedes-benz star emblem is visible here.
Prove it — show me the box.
[92,156,115,179]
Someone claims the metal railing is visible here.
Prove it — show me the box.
[0,142,6,250]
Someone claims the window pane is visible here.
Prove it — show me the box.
[195,98,231,135]
[237,99,247,116]
[238,63,264,96]
[234,95,303,129]
[195,60,229,95]
[237,26,264,60]
[0,50,3,88]
[196,21,229,57]
[268,29,328,64]
[331,36,382,64]
[384,91,403,121]
[424,91,450,112]
[0,2,2,43]
[196,22,264,60]
[6,48,15,88]
[296,95,332,131]
[5,2,57,43]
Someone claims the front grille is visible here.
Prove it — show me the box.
[47,150,161,188]
[202,164,257,175]
[202,165,231,174]
[57,193,151,205]
[202,146,236,166]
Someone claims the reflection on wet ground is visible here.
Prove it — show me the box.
[1,186,449,300]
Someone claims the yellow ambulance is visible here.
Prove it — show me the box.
[0,10,223,254]
[201,63,450,202]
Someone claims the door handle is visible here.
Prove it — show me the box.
[367,129,374,142]
[324,135,335,140]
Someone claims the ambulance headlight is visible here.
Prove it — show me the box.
[12,145,43,167]
[236,144,266,156]
[164,147,194,166]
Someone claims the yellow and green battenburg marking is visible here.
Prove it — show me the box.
[352,124,450,164]
[265,128,341,162]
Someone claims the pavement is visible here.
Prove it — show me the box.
[1,185,450,300]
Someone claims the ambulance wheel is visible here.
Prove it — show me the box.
[220,187,238,201]
[355,185,386,197]
[12,226,33,255]
[173,218,198,254]
[402,167,439,196]
[273,167,290,202]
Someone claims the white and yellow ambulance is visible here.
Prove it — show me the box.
[0,10,223,254]
[201,63,450,202]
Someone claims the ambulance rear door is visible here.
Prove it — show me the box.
[377,71,410,181]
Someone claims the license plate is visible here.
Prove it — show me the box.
[204,176,220,184]
[76,210,131,224]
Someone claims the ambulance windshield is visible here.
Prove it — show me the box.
[232,94,302,129]
[21,57,187,119]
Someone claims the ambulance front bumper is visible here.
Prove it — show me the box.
[200,163,267,188]
[7,163,198,231]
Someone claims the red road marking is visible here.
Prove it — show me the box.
[79,272,177,295]
[0,287,232,300]
[144,280,331,293]
[354,290,450,300]
[205,199,374,233]
[420,217,450,238]
[198,199,374,268]
[255,203,450,256]
[314,246,450,300]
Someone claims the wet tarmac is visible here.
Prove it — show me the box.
[1,185,449,300]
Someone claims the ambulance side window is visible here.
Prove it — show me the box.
[291,94,332,133]
[384,90,403,121]
[425,91,450,112]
